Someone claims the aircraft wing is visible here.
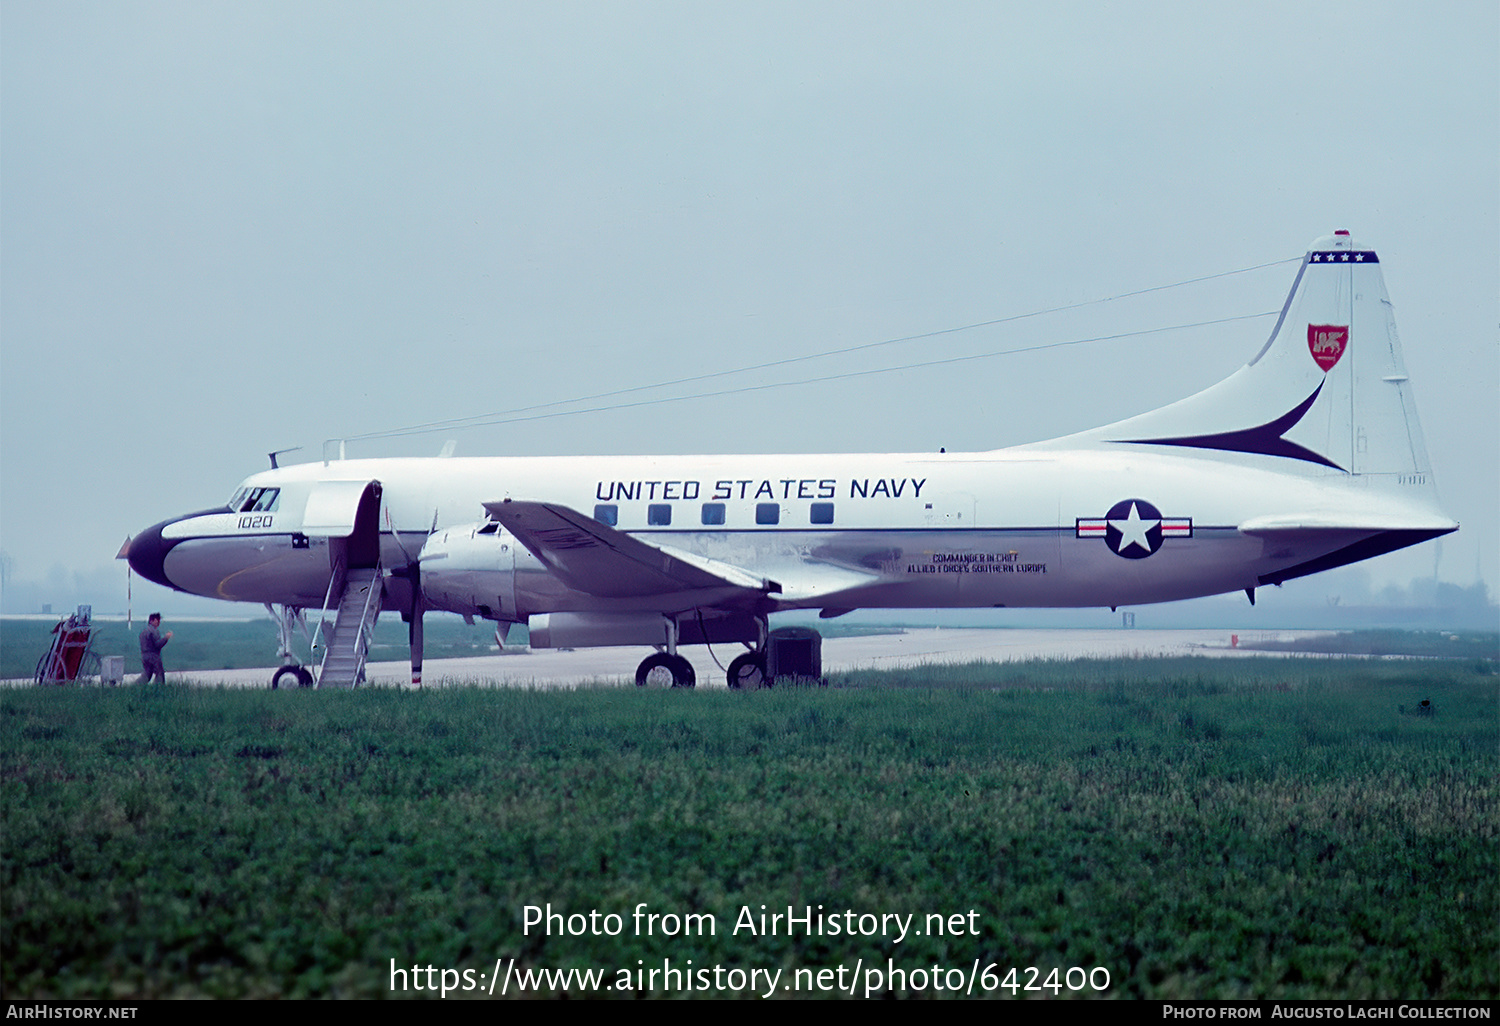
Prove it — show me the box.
[483,500,778,600]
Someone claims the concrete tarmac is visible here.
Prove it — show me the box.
[153,628,1329,689]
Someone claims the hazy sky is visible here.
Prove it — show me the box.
[2,1,1496,617]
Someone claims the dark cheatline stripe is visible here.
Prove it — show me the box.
[1113,383,1345,471]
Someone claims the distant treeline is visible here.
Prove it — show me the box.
[1236,629,1499,662]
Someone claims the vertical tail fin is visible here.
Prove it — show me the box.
[1039,231,1436,487]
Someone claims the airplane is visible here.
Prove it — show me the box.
[124,230,1457,689]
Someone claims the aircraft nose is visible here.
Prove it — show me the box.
[126,506,234,593]
[127,518,177,590]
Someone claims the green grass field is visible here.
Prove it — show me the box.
[3,656,1495,999]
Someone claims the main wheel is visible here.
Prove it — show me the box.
[726,652,769,690]
[636,653,696,688]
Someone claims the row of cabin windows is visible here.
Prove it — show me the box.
[594,502,836,527]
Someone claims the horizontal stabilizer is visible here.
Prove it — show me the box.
[1239,512,1458,536]
[484,500,775,599]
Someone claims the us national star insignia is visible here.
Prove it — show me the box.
[1076,499,1192,559]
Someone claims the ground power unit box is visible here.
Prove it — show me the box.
[765,626,823,683]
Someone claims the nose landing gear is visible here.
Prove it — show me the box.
[266,603,315,689]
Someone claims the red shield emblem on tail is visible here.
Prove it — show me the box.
[1307,324,1348,372]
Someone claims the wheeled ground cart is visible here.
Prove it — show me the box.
[34,606,102,684]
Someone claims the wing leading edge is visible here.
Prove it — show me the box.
[483,500,780,601]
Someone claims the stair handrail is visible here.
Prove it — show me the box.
[312,554,348,684]
[310,554,347,653]
[348,565,383,685]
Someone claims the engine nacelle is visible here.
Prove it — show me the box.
[528,610,763,649]
[418,521,521,621]
[528,612,674,649]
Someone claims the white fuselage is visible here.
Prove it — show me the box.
[143,444,1433,619]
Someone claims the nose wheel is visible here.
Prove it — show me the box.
[266,604,315,688]
[636,653,695,688]
[271,665,314,689]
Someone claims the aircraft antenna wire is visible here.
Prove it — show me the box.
[347,257,1298,443]
[352,310,1278,436]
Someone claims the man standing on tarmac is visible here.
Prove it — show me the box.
[138,613,172,684]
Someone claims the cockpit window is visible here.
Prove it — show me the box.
[234,487,281,512]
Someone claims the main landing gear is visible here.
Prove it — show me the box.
[634,650,771,688]
[632,650,771,688]
[635,652,696,688]
[726,651,768,690]
[726,615,771,689]
[632,614,769,688]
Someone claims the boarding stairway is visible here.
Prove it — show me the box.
[316,564,382,687]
